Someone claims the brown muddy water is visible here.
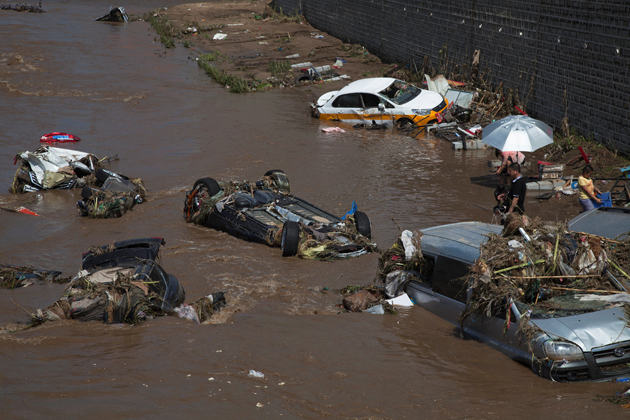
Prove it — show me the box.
[0,1,622,418]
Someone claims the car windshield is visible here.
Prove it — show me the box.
[379,80,422,105]
[514,294,620,319]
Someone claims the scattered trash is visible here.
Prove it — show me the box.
[248,370,264,378]
[213,33,227,40]
[321,127,345,133]
[95,6,129,22]
[40,132,81,143]
[385,293,414,307]
[285,54,299,59]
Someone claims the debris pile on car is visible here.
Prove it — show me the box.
[77,169,147,218]
[10,146,117,193]
[0,264,70,289]
[31,271,225,326]
[459,214,630,329]
[26,238,225,327]
[184,171,375,259]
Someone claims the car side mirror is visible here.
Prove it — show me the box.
[378,103,385,112]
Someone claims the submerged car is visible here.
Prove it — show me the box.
[77,168,146,218]
[392,219,630,382]
[311,77,448,127]
[38,237,186,324]
[184,170,374,259]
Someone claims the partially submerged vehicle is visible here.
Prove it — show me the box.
[10,146,107,193]
[380,213,630,382]
[184,170,374,259]
[77,168,146,218]
[95,6,129,22]
[311,77,448,127]
[36,238,186,324]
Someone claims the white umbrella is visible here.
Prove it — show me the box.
[482,115,554,152]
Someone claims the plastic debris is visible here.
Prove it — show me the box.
[213,33,227,40]
[321,127,345,133]
[248,370,264,378]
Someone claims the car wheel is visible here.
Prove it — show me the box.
[295,73,314,86]
[191,178,222,212]
[354,211,372,239]
[264,170,290,193]
[281,221,300,257]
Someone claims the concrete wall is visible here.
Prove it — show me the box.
[273,0,630,153]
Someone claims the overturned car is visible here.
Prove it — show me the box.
[379,213,630,382]
[184,170,374,259]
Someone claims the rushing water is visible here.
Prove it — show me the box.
[0,1,620,418]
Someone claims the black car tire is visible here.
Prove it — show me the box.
[281,221,300,257]
[264,170,290,193]
[295,73,314,85]
[354,211,372,239]
[192,178,222,211]
[81,186,95,199]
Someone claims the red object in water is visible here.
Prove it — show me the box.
[16,207,39,216]
[40,132,81,143]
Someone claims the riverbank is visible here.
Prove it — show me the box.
[154,1,388,91]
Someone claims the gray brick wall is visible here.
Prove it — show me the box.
[273,0,630,153]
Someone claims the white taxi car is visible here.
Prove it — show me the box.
[311,77,448,127]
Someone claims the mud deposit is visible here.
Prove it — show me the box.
[0,1,624,418]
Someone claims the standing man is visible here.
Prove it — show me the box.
[506,163,527,215]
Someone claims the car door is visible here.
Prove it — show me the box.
[330,93,363,122]
[360,93,393,123]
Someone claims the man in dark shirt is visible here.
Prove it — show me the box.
[506,163,526,214]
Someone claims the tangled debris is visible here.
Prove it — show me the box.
[0,0,43,12]
[77,172,147,219]
[0,264,70,289]
[460,214,630,337]
[599,387,630,408]
[10,146,119,194]
[31,270,225,326]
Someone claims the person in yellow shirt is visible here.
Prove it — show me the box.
[578,164,602,212]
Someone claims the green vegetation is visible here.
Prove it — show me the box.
[267,60,290,76]
[146,11,176,48]
[197,58,250,93]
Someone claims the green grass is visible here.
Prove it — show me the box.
[267,60,291,76]
[146,11,176,48]
[197,59,250,93]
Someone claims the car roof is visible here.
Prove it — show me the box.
[420,221,503,263]
[568,207,630,240]
[337,77,396,94]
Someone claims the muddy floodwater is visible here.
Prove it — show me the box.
[0,1,622,418]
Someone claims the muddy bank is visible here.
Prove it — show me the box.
[155,0,387,91]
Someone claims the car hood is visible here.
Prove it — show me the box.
[402,90,445,109]
[530,307,630,351]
